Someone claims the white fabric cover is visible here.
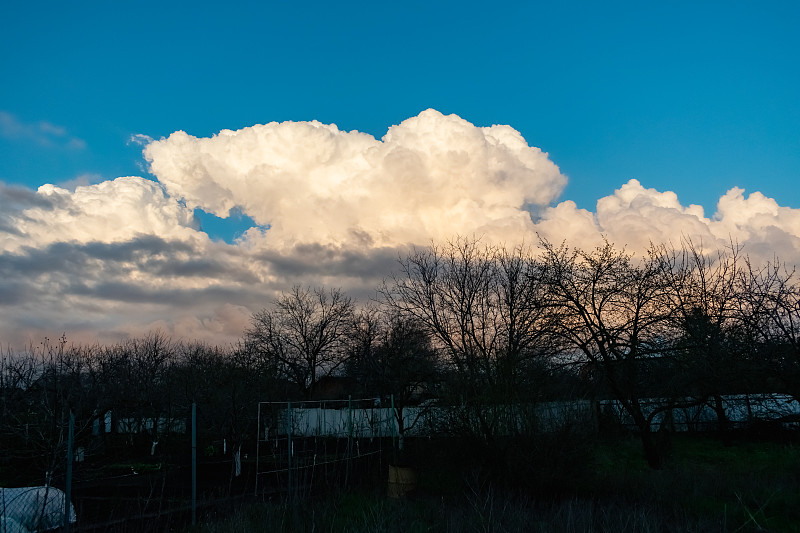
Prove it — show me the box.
[0,486,76,532]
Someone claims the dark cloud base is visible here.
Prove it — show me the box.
[0,234,412,347]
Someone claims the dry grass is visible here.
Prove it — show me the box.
[184,434,800,533]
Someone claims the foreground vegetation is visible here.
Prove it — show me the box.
[185,434,800,533]
[4,236,800,531]
[5,237,800,479]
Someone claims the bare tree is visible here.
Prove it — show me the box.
[347,309,441,450]
[90,332,177,454]
[346,304,384,387]
[175,341,269,483]
[0,336,95,485]
[381,238,555,443]
[657,240,748,433]
[739,258,800,400]
[246,286,355,400]
[539,238,675,468]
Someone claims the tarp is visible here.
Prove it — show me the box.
[0,486,76,532]
[0,516,30,533]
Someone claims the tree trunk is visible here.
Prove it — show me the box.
[712,394,731,432]
[630,402,668,469]
[640,429,665,469]
[396,407,405,452]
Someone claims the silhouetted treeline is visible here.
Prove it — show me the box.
[3,237,800,482]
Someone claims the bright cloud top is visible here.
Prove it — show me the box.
[2,109,800,347]
[0,177,200,252]
[535,179,800,261]
[144,109,567,248]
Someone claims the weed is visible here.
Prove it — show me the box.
[184,434,800,533]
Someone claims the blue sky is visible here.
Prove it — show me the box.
[2,1,798,228]
[1,1,799,345]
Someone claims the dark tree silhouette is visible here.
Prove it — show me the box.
[740,258,800,401]
[246,286,355,400]
[381,238,555,443]
[540,238,674,468]
[658,240,748,433]
[347,310,440,450]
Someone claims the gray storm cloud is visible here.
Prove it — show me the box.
[2,110,800,347]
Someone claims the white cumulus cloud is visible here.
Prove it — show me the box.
[3,110,800,348]
[534,179,800,265]
[0,177,201,252]
[144,109,567,249]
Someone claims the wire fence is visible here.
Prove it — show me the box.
[1,402,255,532]
[0,398,395,532]
[4,393,799,531]
[255,398,395,500]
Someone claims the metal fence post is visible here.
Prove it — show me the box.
[286,401,292,499]
[192,402,196,525]
[255,402,261,496]
[64,410,74,533]
[346,396,353,486]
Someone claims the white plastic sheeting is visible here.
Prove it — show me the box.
[600,393,800,431]
[0,516,29,533]
[0,486,76,532]
[275,401,596,438]
[273,394,800,438]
